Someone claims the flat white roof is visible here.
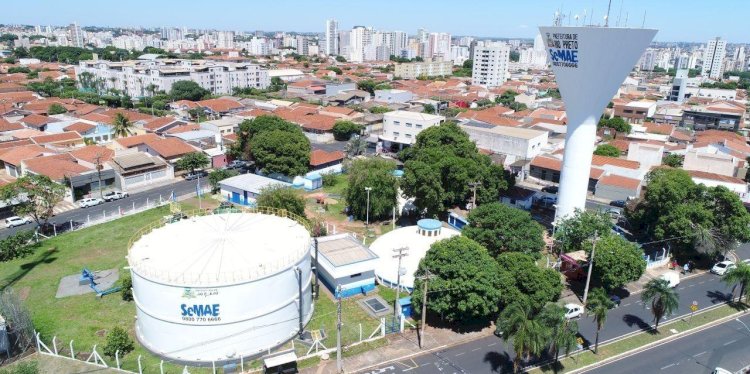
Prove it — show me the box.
[268,69,305,77]
[370,224,459,288]
[220,173,290,194]
[461,123,547,140]
[384,110,445,122]
[128,213,310,285]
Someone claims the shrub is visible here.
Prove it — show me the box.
[102,326,134,358]
[0,361,39,374]
[322,173,338,188]
[120,272,133,302]
[0,231,36,262]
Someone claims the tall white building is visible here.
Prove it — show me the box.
[471,44,510,87]
[428,32,451,59]
[338,30,350,59]
[217,31,235,49]
[324,19,338,56]
[349,26,371,63]
[389,31,408,57]
[69,22,84,48]
[702,37,726,79]
[639,48,657,71]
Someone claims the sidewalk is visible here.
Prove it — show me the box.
[300,324,495,374]
[124,177,182,194]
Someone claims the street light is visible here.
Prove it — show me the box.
[365,187,372,226]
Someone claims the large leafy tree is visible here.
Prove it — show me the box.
[641,278,679,331]
[47,103,68,115]
[537,303,578,369]
[587,288,613,354]
[332,121,362,141]
[590,235,646,291]
[0,174,66,227]
[208,169,238,193]
[598,116,631,133]
[401,122,513,216]
[175,152,209,173]
[496,302,549,372]
[256,185,306,218]
[723,261,750,303]
[411,236,509,324]
[629,168,750,254]
[344,158,399,221]
[170,80,210,101]
[111,113,133,138]
[463,202,545,258]
[496,252,563,312]
[249,123,310,177]
[554,209,613,253]
[593,144,621,157]
[232,116,300,160]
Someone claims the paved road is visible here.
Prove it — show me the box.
[0,179,200,239]
[587,314,750,374]
[356,246,750,374]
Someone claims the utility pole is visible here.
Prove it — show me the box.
[468,181,480,210]
[418,269,433,349]
[313,237,320,300]
[364,186,372,226]
[582,231,599,305]
[94,152,104,199]
[336,285,343,373]
[392,246,409,317]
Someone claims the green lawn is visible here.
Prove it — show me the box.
[0,203,384,373]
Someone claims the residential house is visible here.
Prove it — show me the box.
[0,144,50,177]
[595,174,642,201]
[310,149,344,174]
[21,154,94,202]
[19,114,58,131]
[109,150,174,191]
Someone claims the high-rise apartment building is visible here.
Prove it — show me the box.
[349,26,371,63]
[471,44,510,87]
[217,31,235,49]
[428,32,451,59]
[69,22,84,48]
[702,37,726,79]
[324,19,338,56]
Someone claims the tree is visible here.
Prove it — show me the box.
[175,152,209,173]
[326,66,343,74]
[723,261,750,303]
[590,235,646,290]
[0,34,19,47]
[345,136,367,158]
[662,153,684,168]
[554,209,613,253]
[586,288,613,354]
[256,185,306,218]
[496,302,549,372]
[598,116,631,133]
[463,202,545,258]
[496,252,563,312]
[111,113,133,138]
[495,90,518,106]
[120,272,133,302]
[0,231,36,262]
[0,174,65,227]
[169,80,210,101]
[537,303,578,369]
[509,51,520,62]
[47,103,67,115]
[250,127,310,177]
[356,79,377,94]
[641,278,679,331]
[423,104,436,114]
[412,236,508,324]
[462,59,473,69]
[102,326,134,358]
[345,158,399,221]
[208,169,239,193]
[593,144,621,157]
[401,122,513,216]
[335,55,347,63]
[332,121,362,141]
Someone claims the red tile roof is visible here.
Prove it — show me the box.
[142,116,181,132]
[30,131,84,145]
[22,154,91,180]
[0,144,49,165]
[688,170,745,185]
[530,155,562,171]
[20,114,55,128]
[196,98,244,113]
[0,139,33,150]
[310,149,345,166]
[0,119,24,132]
[114,133,162,148]
[591,155,640,170]
[63,122,96,133]
[144,138,197,159]
[598,174,641,190]
[69,145,114,164]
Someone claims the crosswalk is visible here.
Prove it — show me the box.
[52,200,77,215]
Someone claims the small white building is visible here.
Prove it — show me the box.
[314,234,379,298]
[267,69,307,82]
[219,173,290,206]
[626,142,664,170]
[459,121,548,165]
[374,89,414,104]
[689,170,749,202]
[380,110,445,151]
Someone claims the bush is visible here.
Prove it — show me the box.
[593,144,621,157]
[120,272,133,301]
[322,173,338,188]
[0,231,36,262]
[0,361,39,374]
[102,326,134,358]
[332,121,362,141]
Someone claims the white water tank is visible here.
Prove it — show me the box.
[128,212,312,363]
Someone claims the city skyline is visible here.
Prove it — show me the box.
[2,0,749,43]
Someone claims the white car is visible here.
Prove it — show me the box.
[5,216,31,228]
[78,197,104,208]
[710,260,736,276]
[564,303,584,319]
[103,191,128,202]
[659,271,680,288]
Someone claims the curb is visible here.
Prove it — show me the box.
[568,307,747,373]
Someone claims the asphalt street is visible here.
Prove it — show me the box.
[0,178,200,239]
[587,314,750,374]
[356,245,750,374]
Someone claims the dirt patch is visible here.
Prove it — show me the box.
[96,329,107,337]
[17,286,30,301]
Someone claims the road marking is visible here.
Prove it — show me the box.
[724,339,738,346]
[487,343,497,347]
[693,351,707,357]
[661,363,676,370]
[699,281,705,284]
[678,287,685,290]
[455,352,465,357]
[688,284,695,287]
[623,303,631,307]
[471,348,481,352]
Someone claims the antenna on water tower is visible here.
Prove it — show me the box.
[616,0,624,27]
[642,10,647,28]
[605,0,612,27]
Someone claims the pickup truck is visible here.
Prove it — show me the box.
[103,191,128,202]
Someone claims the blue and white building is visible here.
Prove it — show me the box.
[314,233,379,298]
[219,173,290,206]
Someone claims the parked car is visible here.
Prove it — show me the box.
[226,160,246,169]
[608,208,621,218]
[184,170,208,180]
[564,303,584,319]
[103,191,128,202]
[78,197,104,208]
[539,195,557,205]
[710,260,736,276]
[541,186,559,194]
[609,295,621,308]
[712,368,733,374]
[5,216,31,228]
[609,200,626,208]
[659,271,680,288]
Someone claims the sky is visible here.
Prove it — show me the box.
[2,0,748,43]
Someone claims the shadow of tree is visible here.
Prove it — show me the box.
[1,247,57,290]
[707,290,731,304]
[483,351,514,373]
[623,314,657,335]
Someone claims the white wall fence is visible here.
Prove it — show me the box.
[645,247,671,269]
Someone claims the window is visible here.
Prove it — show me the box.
[416,124,423,129]
[406,134,412,138]
[393,132,400,137]
[393,121,400,126]
[350,273,362,278]
[406,122,413,127]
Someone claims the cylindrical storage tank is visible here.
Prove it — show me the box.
[127,212,313,364]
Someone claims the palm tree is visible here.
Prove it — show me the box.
[723,261,750,303]
[641,278,680,332]
[496,303,549,373]
[587,288,613,354]
[537,304,578,372]
[112,113,133,139]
